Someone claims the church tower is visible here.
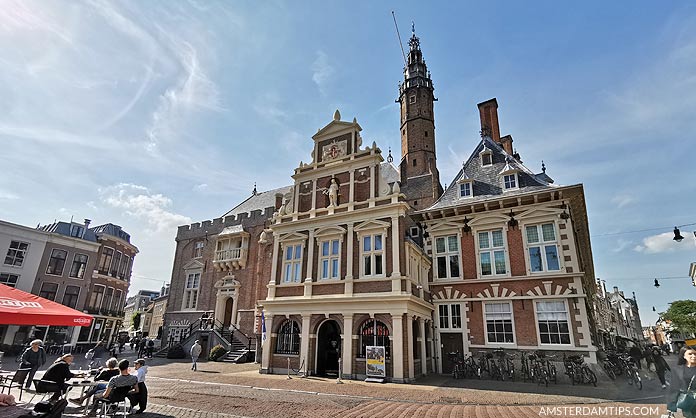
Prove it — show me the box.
[397,26,442,210]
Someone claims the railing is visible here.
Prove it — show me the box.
[183,318,253,351]
[214,248,243,262]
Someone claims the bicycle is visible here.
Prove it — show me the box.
[493,348,515,381]
[601,358,617,380]
[535,351,557,384]
[530,353,550,386]
[619,354,642,390]
[448,352,465,379]
[564,354,597,387]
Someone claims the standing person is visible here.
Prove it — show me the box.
[190,340,202,371]
[146,339,155,358]
[41,354,85,401]
[20,339,46,389]
[666,347,696,417]
[629,343,643,370]
[138,339,147,358]
[644,346,655,370]
[652,347,671,389]
[128,358,148,414]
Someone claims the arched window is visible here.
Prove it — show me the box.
[275,320,300,355]
[359,320,390,359]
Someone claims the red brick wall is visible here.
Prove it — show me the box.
[354,281,391,293]
[467,301,484,345]
[513,299,538,345]
[461,233,477,279]
[354,168,371,202]
[312,283,344,295]
[507,228,527,276]
[275,286,304,297]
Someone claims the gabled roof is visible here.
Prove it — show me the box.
[425,137,558,211]
[221,185,292,218]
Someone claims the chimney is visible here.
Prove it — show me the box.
[613,286,619,294]
[275,193,283,209]
[83,219,91,239]
[499,134,514,156]
[477,98,501,143]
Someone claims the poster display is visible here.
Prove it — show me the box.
[366,345,386,378]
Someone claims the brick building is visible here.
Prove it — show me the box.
[163,29,598,381]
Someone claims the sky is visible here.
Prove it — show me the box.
[1,1,695,325]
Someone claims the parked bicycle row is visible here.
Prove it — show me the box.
[448,349,597,387]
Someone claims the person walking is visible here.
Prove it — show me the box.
[190,340,202,371]
[652,346,671,389]
[666,347,696,417]
[128,358,148,414]
[19,339,46,389]
[629,343,643,370]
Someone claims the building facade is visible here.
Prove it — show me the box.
[122,289,160,336]
[164,29,599,381]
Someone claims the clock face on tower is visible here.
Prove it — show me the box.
[321,140,347,161]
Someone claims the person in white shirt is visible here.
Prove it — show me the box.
[128,358,148,414]
[190,341,202,371]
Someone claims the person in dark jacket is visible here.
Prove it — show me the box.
[629,344,643,370]
[652,346,671,388]
[667,347,696,417]
[41,354,85,401]
[20,339,47,389]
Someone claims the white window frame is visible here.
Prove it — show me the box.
[110,250,122,277]
[61,285,81,309]
[534,299,573,346]
[458,181,473,198]
[524,223,562,273]
[433,234,461,280]
[437,303,462,330]
[318,238,341,280]
[484,301,516,345]
[46,248,68,276]
[0,272,20,287]
[194,241,205,258]
[476,229,508,277]
[69,253,89,279]
[182,272,200,310]
[359,232,386,278]
[4,241,29,267]
[118,255,130,279]
[502,173,519,190]
[281,242,304,283]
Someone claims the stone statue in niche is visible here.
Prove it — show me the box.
[324,178,339,207]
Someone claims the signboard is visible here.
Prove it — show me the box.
[366,346,386,379]
[686,338,696,347]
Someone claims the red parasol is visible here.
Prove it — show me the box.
[0,283,93,326]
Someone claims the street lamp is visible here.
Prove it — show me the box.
[674,227,685,242]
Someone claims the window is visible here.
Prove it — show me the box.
[110,251,122,277]
[282,244,302,283]
[39,282,59,301]
[46,249,67,276]
[88,285,105,310]
[438,304,462,329]
[70,225,84,238]
[103,287,114,311]
[526,224,561,272]
[183,273,200,309]
[459,182,472,198]
[97,247,114,275]
[409,227,419,238]
[409,95,416,104]
[481,152,492,166]
[485,302,514,343]
[62,285,80,309]
[275,320,300,355]
[0,272,19,287]
[434,235,460,279]
[319,239,340,280]
[478,230,506,276]
[359,320,390,359]
[118,255,130,280]
[361,234,384,277]
[69,253,88,279]
[4,241,29,267]
[412,159,417,167]
[503,173,518,190]
[424,130,428,137]
[114,289,123,313]
[194,241,204,258]
[536,301,571,344]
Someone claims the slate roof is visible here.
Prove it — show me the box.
[425,136,558,211]
[90,223,133,244]
[37,222,98,242]
[221,185,292,218]
[380,161,400,184]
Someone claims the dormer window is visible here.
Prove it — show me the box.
[459,181,472,198]
[503,174,518,190]
[480,147,493,167]
[499,158,520,191]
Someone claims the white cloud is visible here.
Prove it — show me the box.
[193,183,208,192]
[311,50,334,95]
[0,190,18,200]
[99,183,191,233]
[612,238,632,253]
[611,194,636,209]
[634,231,696,254]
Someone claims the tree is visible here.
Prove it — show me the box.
[132,312,142,331]
[661,300,696,335]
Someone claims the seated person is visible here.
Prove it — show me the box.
[84,359,138,417]
[128,358,148,414]
[41,354,85,400]
[68,357,119,405]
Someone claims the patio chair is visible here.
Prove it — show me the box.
[96,385,131,418]
[0,367,30,401]
[29,379,63,404]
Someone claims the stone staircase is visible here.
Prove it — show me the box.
[221,329,253,363]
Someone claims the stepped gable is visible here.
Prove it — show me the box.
[426,136,558,211]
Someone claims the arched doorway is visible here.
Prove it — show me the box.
[316,320,341,377]
[223,298,234,327]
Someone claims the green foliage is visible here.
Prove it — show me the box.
[209,344,226,361]
[661,300,696,335]
[132,312,142,330]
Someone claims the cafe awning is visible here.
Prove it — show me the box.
[0,283,93,327]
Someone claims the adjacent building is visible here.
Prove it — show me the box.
[122,289,160,336]
[164,29,600,381]
[0,218,137,349]
[593,280,645,350]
